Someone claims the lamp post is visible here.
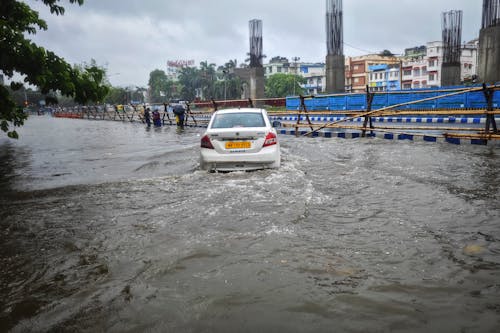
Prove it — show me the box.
[223,69,228,100]
[292,57,300,95]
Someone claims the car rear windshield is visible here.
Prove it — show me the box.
[211,112,266,128]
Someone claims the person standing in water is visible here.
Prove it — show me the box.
[144,108,151,127]
[152,108,162,127]
[172,105,185,128]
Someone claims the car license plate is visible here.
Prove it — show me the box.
[225,141,251,149]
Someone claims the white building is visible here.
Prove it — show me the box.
[402,57,428,89]
[404,40,479,89]
[264,57,293,77]
[264,57,325,95]
[299,63,325,95]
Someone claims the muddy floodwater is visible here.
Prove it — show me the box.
[1,116,499,332]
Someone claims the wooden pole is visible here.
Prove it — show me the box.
[483,84,498,135]
[362,85,374,137]
[295,95,315,136]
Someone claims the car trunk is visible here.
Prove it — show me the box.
[207,128,267,154]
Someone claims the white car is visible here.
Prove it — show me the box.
[200,108,281,172]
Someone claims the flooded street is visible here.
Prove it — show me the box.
[1,116,499,332]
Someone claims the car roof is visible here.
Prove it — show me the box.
[215,108,266,114]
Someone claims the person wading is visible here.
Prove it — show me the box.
[144,108,151,127]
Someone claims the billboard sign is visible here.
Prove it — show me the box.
[167,60,195,68]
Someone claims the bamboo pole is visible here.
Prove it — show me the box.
[268,109,500,116]
[302,86,486,136]
[283,123,484,132]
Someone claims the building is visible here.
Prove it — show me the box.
[404,40,479,89]
[263,57,324,94]
[264,56,292,77]
[299,63,326,95]
[401,57,428,89]
[368,64,401,92]
[404,45,427,58]
[345,55,400,93]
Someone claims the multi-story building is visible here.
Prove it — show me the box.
[401,57,428,89]
[368,64,401,92]
[263,57,324,94]
[261,38,479,96]
[299,63,325,95]
[406,40,479,89]
[264,56,293,77]
[345,55,400,93]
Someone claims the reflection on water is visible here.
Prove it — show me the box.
[1,117,499,332]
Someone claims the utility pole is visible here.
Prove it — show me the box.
[223,69,228,100]
[292,56,300,95]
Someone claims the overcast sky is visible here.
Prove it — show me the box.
[24,0,482,87]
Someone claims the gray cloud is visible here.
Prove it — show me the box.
[24,0,482,87]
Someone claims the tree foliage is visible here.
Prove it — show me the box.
[148,69,176,103]
[265,74,306,98]
[0,0,109,138]
[175,60,244,102]
[379,49,395,57]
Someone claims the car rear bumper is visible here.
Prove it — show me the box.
[200,145,280,171]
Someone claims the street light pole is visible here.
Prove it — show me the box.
[292,56,300,96]
[223,69,228,100]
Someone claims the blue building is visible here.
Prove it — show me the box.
[368,64,401,92]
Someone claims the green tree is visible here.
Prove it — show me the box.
[379,49,395,57]
[199,61,216,100]
[214,60,243,100]
[148,69,175,103]
[104,86,127,105]
[0,0,109,138]
[178,66,200,101]
[265,74,306,98]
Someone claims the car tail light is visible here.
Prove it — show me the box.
[201,135,214,149]
[263,132,277,147]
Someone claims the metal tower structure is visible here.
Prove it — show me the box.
[441,10,463,86]
[325,0,345,93]
[326,0,343,56]
[482,0,500,29]
[442,10,463,65]
[249,19,263,68]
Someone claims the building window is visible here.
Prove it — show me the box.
[404,69,412,76]
[354,78,359,83]
[429,73,435,81]
[414,68,420,76]
[277,67,282,73]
